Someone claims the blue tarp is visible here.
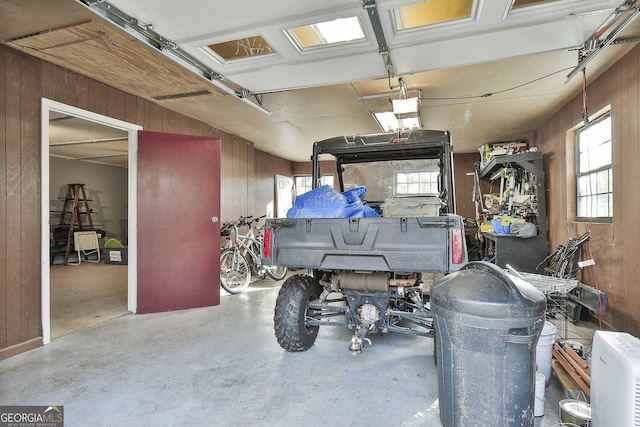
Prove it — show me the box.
[287,185,380,218]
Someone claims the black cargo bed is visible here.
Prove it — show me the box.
[264,216,464,273]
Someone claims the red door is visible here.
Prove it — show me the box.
[137,131,221,313]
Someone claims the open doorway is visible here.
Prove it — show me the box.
[41,99,142,344]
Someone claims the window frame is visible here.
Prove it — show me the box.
[294,174,334,196]
[394,170,440,197]
[575,112,613,223]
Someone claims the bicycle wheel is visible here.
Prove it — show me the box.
[220,248,251,294]
[266,265,288,281]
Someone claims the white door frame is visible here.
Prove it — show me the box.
[41,98,142,344]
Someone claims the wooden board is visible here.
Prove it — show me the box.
[7,20,225,105]
[552,359,580,392]
[553,342,590,397]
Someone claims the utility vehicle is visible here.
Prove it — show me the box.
[262,130,467,353]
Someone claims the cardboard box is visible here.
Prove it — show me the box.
[104,247,128,265]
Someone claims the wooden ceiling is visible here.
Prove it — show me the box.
[2,0,640,163]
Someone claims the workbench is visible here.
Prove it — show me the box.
[482,232,548,273]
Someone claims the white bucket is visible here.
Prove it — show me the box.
[534,371,545,416]
[559,399,591,425]
[536,321,557,387]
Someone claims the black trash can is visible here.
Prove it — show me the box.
[431,261,546,427]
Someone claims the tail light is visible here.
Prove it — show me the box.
[452,228,464,264]
[263,228,273,259]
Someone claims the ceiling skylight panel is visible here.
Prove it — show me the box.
[208,35,276,61]
[394,0,474,30]
[512,0,558,8]
[287,16,365,50]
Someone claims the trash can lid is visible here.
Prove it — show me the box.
[431,262,546,319]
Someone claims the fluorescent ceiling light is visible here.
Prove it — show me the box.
[373,112,422,132]
[392,97,419,114]
[289,17,365,49]
[398,117,421,130]
[372,82,422,131]
[373,112,399,132]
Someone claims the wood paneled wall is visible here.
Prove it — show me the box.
[253,150,293,219]
[453,153,483,219]
[0,44,292,359]
[1,48,42,358]
[218,137,292,222]
[292,160,338,178]
[220,134,251,222]
[533,43,640,337]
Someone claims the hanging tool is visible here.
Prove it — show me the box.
[472,168,482,220]
[507,169,516,213]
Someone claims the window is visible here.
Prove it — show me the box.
[396,171,439,196]
[294,175,334,196]
[207,36,276,61]
[512,0,558,9]
[394,0,473,31]
[576,114,612,221]
[286,17,365,51]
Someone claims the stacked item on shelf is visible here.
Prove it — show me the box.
[475,143,545,237]
[478,141,528,170]
[481,165,539,223]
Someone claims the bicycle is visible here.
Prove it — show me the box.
[219,215,288,294]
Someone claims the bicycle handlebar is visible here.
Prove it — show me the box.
[221,214,268,233]
[247,215,266,225]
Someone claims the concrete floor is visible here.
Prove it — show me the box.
[1,276,587,427]
[50,262,128,339]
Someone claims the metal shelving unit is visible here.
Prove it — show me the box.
[478,151,549,273]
